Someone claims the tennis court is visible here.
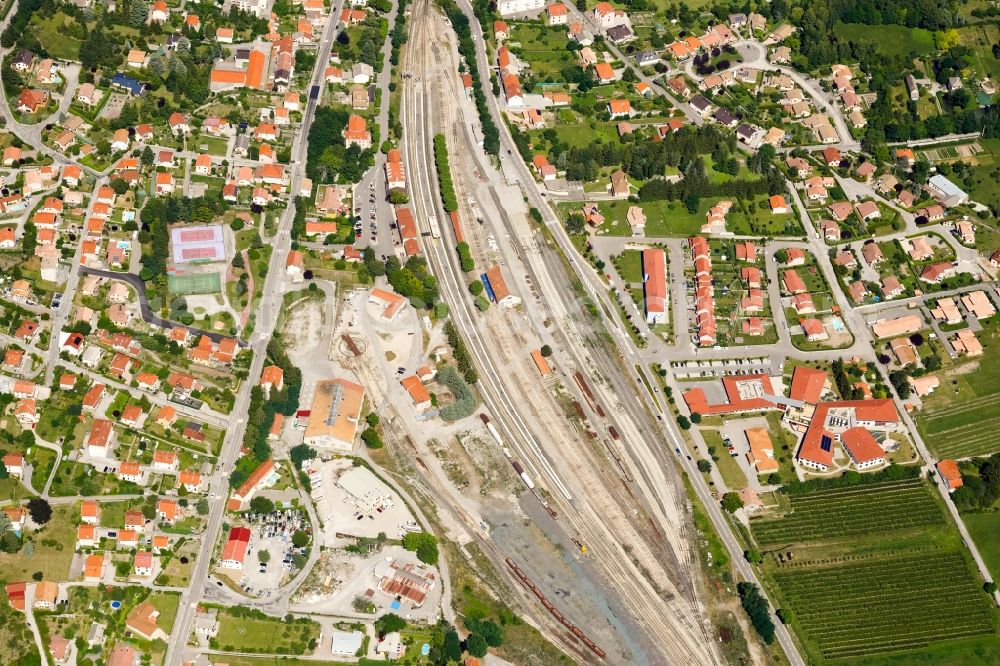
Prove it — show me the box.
[168,273,221,295]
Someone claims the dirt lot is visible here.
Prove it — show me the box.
[292,546,442,622]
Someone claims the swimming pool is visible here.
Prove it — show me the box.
[830,316,846,332]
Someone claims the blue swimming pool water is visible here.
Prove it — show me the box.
[830,317,845,332]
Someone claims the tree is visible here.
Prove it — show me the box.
[677,415,691,430]
[27,498,52,525]
[291,530,310,548]
[690,412,702,423]
[540,345,553,357]
[375,613,406,636]
[130,0,150,28]
[148,56,166,78]
[443,628,462,662]
[289,443,316,467]
[696,459,712,473]
[258,549,271,564]
[196,498,209,515]
[468,280,484,296]
[250,496,275,514]
[402,531,438,564]
[466,633,488,657]
[361,427,383,448]
[737,582,775,644]
[721,492,743,514]
[745,548,764,564]
[776,607,795,624]
[141,146,155,166]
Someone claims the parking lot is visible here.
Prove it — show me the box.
[306,460,418,547]
[230,509,310,597]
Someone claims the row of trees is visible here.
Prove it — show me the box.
[444,320,478,384]
[737,581,776,645]
[229,336,301,489]
[433,134,459,212]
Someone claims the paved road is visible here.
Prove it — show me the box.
[166,3,350,662]
[77,266,243,345]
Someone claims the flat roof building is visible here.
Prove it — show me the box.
[304,379,365,451]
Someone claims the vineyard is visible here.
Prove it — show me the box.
[774,551,995,660]
[919,394,1000,459]
[751,479,944,545]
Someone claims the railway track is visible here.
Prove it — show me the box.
[398,2,720,663]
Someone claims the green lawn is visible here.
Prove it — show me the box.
[508,23,575,81]
[579,197,737,237]
[98,501,130,528]
[701,429,748,491]
[614,249,644,283]
[964,512,1000,582]
[146,592,180,633]
[194,135,230,157]
[835,22,935,57]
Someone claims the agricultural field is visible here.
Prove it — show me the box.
[915,320,1000,459]
[773,551,995,661]
[753,475,997,662]
[750,478,944,545]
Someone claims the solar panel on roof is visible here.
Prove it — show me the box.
[820,435,833,452]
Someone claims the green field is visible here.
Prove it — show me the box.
[214,609,320,654]
[30,13,83,61]
[146,592,180,633]
[916,320,1000,459]
[774,551,994,660]
[751,478,945,545]
[507,24,575,81]
[835,22,935,57]
[964,512,1000,582]
[168,272,222,295]
[958,23,1000,81]
[0,505,76,581]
